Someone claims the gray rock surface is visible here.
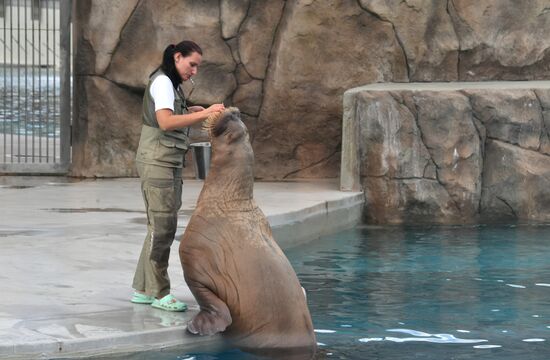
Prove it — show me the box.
[482,139,550,222]
[254,0,408,179]
[450,0,550,80]
[220,0,250,39]
[359,0,459,81]
[350,85,550,223]
[71,77,142,177]
[73,0,550,180]
[80,0,140,74]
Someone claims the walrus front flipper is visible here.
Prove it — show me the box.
[187,286,232,336]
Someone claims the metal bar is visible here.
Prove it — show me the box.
[2,0,6,163]
[59,0,70,168]
[17,0,20,162]
[24,0,28,162]
[31,0,35,162]
[52,0,56,162]
[45,0,49,163]
[38,0,41,162]
[10,0,13,163]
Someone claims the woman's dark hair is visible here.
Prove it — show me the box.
[151,40,202,89]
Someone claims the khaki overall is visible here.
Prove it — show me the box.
[132,70,189,298]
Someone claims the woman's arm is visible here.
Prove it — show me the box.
[156,104,224,131]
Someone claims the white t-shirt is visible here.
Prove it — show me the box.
[150,74,175,112]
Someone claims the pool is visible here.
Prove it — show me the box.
[99,224,550,359]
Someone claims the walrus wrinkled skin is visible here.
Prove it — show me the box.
[179,108,316,356]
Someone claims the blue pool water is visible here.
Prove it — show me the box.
[105,224,550,359]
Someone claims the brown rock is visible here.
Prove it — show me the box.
[105,0,236,105]
[255,0,407,179]
[357,91,432,179]
[450,0,550,80]
[467,90,542,150]
[356,90,480,223]
[359,0,459,81]
[481,140,550,222]
[232,79,263,116]
[72,0,550,183]
[238,0,285,79]
[220,0,250,39]
[235,64,253,85]
[79,0,140,74]
[365,177,461,224]
[534,89,550,155]
[71,76,142,177]
[413,91,482,218]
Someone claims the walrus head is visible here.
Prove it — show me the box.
[201,107,254,178]
[203,107,249,144]
[198,107,254,197]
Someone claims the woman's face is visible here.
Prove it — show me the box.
[174,51,202,82]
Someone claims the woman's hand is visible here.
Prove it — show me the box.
[206,103,225,114]
[187,106,205,113]
[155,103,225,131]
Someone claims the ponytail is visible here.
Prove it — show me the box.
[151,40,203,89]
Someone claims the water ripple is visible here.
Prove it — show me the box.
[357,329,488,345]
[522,338,546,342]
[473,345,502,349]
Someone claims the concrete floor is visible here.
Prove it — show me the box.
[0,176,363,359]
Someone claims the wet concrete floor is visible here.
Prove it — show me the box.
[0,177,363,358]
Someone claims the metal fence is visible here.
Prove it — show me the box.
[0,0,71,174]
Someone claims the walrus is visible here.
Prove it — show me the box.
[179,107,316,357]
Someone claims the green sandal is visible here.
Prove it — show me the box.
[151,294,187,312]
[131,292,155,304]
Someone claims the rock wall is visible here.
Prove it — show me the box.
[72,0,550,178]
[345,83,550,224]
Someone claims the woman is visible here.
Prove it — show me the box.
[131,40,224,311]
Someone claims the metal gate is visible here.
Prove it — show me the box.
[0,0,71,174]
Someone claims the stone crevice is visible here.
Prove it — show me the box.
[532,90,550,152]
[539,7,550,17]
[487,136,550,157]
[496,196,518,218]
[399,95,440,174]
[462,92,486,214]
[103,0,142,76]
[356,0,410,81]
[446,0,460,80]
[533,90,548,110]
[460,45,550,80]
[472,118,486,214]
[230,0,256,83]
[91,74,145,96]
[366,174,437,181]
[403,97,436,169]
[400,0,423,13]
[221,46,239,105]
[219,0,251,41]
[282,143,340,179]
[409,97,461,212]
[470,115,486,153]
[254,0,289,147]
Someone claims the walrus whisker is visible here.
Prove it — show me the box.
[203,107,240,137]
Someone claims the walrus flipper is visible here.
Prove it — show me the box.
[187,285,232,336]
